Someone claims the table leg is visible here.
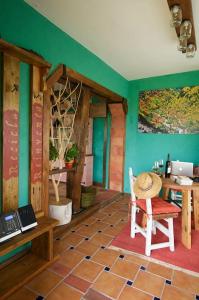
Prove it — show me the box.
[162,187,169,201]
[182,190,192,249]
[193,190,199,230]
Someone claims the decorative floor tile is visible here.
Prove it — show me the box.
[62,232,84,246]
[46,282,82,300]
[93,271,125,299]
[147,262,173,280]
[82,216,97,225]
[89,233,113,247]
[75,240,99,256]
[126,280,133,286]
[76,226,98,237]
[72,259,103,282]
[53,239,70,255]
[124,253,149,267]
[64,274,91,293]
[83,288,112,300]
[134,271,165,298]
[92,248,119,267]
[48,261,71,277]
[172,270,199,294]
[118,286,152,300]
[161,285,195,300]
[26,270,62,296]
[60,250,84,269]
[111,258,139,280]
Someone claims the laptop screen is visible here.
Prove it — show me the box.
[171,161,193,177]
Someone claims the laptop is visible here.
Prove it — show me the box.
[171,161,193,177]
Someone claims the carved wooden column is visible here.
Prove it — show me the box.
[108,103,126,192]
[67,88,91,213]
[2,54,20,212]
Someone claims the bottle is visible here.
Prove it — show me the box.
[165,154,171,178]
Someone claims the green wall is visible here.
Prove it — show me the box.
[93,118,105,184]
[0,0,127,262]
[0,0,198,234]
[124,70,199,192]
[0,0,127,205]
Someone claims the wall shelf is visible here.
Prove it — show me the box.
[49,167,76,175]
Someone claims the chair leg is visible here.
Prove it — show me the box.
[168,218,174,251]
[130,203,137,238]
[152,220,156,235]
[145,217,152,256]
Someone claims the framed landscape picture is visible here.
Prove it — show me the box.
[138,86,199,134]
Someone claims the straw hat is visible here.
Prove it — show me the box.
[134,172,162,199]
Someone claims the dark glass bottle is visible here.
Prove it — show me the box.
[165,154,171,178]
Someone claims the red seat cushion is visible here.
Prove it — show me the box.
[136,197,181,215]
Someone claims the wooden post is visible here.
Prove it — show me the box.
[67,88,91,213]
[2,54,20,212]
[193,190,199,230]
[108,103,126,192]
[182,189,192,249]
[30,66,44,214]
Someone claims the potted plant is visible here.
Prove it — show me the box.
[64,143,79,169]
[49,141,58,169]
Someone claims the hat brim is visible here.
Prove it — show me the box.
[134,172,162,199]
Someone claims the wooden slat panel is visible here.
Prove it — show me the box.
[2,54,20,212]
[30,66,43,213]
[67,88,91,212]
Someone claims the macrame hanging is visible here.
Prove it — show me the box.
[49,78,82,202]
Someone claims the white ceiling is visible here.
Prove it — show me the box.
[25,0,199,80]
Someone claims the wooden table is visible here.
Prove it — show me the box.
[162,178,199,249]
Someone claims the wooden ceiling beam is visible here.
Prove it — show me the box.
[167,0,197,50]
[47,64,128,114]
[0,39,51,68]
[63,66,126,104]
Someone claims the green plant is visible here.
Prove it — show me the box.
[49,141,59,161]
[64,144,79,162]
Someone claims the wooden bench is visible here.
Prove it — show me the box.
[0,216,58,299]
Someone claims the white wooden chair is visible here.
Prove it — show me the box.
[129,168,181,256]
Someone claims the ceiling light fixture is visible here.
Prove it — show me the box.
[170,5,182,27]
[168,0,197,58]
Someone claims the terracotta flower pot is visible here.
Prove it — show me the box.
[65,160,74,169]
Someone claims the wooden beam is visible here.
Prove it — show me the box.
[0,39,51,68]
[30,66,44,214]
[46,64,65,89]
[63,66,125,103]
[2,54,20,212]
[167,0,197,50]
[90,103,107,118]
[67,88,91,213]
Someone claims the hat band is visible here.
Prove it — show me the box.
[138,174,153,192]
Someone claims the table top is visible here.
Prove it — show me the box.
[162,178,199,191]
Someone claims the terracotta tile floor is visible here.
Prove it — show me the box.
[8,194,199,300]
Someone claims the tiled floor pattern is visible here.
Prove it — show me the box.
[7,195,199,300]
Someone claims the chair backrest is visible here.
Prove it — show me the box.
[129,167,136,202]
[129,167,152,214]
